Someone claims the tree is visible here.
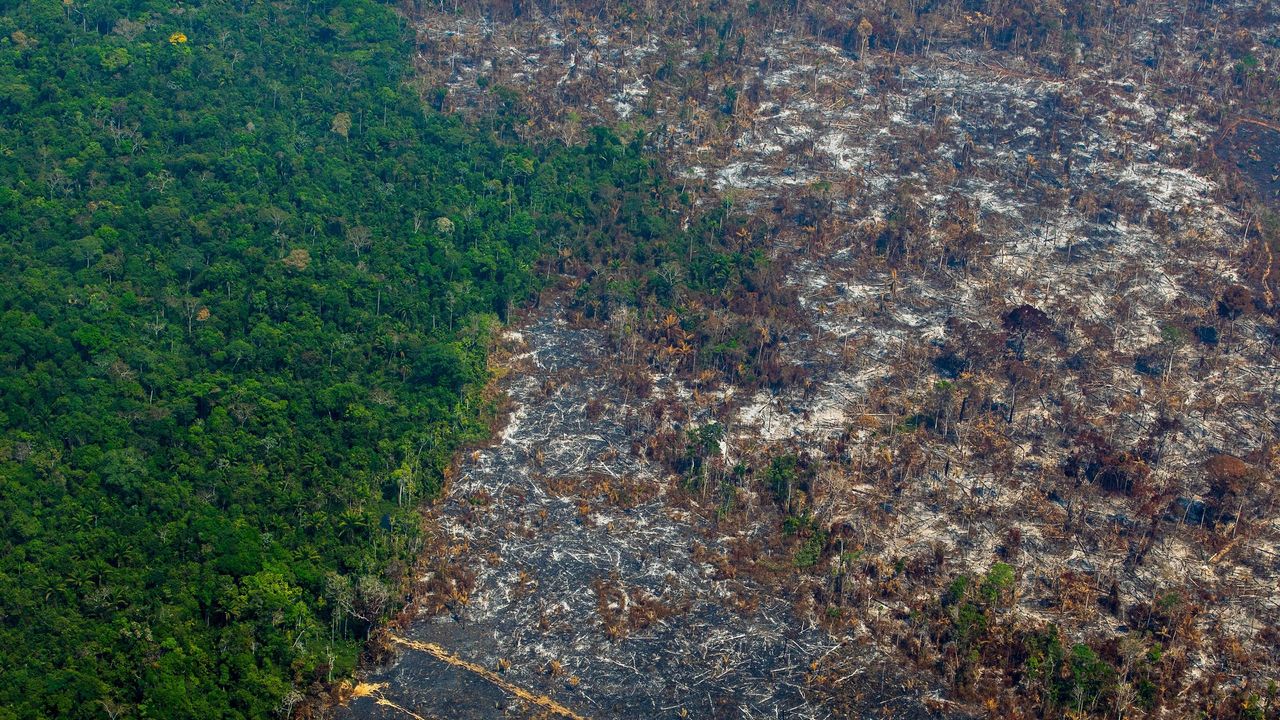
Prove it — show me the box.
[281,248,310,271]
[346,225,373,257]
[352,575,391,637]
[145,169,174,195]
[331,111,353,139]
[857,17,873,64]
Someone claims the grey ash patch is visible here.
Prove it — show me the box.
[338,308,958,719]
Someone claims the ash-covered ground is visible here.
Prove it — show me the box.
[337,310,959,719]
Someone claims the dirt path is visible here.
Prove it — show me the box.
[384,635,587,719]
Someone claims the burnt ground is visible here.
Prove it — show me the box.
[1217,120,1280,207]
[333,2,1280,717]
[335,308,964,719]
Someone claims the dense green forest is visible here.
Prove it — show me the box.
[0,0,742,717]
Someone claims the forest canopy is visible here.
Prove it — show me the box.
[0,0,710,717]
